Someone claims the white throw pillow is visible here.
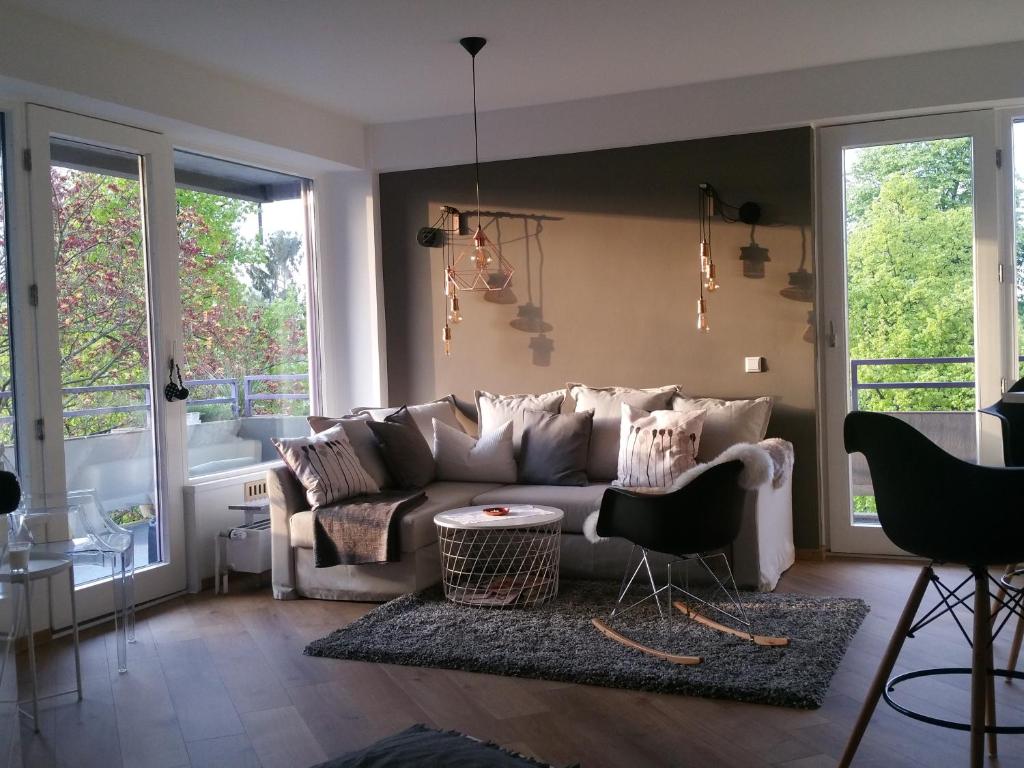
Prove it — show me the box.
[352,396,464,442]
[671,395,773,460]
[475,389,565,453]
[615,404,706,489]
[567,383,678,481]
[432,418,517,484]
[272,425,379,510]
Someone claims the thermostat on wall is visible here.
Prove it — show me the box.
[744,356,765,373]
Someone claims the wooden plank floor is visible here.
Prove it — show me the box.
[12,559,1024,768]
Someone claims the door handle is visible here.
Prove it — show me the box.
[827,320,837,348]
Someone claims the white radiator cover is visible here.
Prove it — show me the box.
[183,465,278,593]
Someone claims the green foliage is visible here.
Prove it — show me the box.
[846,138,976,412]
[0,170,314,440]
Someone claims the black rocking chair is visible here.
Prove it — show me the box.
[591,459,787,665]
[841,411,1024,768]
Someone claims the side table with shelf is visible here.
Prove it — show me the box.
[214,500,271,594]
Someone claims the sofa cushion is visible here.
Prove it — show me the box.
[670,395,773,460]
[352,396,463,442]
[307,414,393,489]
[366,407,436,489]
[475,389,564,453]
[272,426,379,509]
[615,404,705,488]
[433,419,517,484]
[471,483,610,534]
[518,409,593,486]
[567,383,678,481]
[289,481,504,554]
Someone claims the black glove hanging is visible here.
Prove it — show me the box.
[164,359,189,402]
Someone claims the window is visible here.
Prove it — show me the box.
[0,117,15,471]
[174,151,315,477]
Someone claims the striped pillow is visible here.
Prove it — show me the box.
[272,425,379,509]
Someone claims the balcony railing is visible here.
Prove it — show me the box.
[850,356,1024,411]
[0,374,309,426]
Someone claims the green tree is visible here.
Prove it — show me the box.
[846,138,976,412]
[246,231,302,301]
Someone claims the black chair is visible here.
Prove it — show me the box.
[592,460,786,664]
[841,411,1024,768]
[979,375,1024,467]
[979,378,1024,689]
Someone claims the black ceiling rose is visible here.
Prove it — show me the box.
[738,201,761,225]
[459,37,487,57]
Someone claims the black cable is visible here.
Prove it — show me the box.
[472,52,481,227]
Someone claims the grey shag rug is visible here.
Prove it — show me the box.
[305,580,868,709]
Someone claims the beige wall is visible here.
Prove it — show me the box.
[379,128,819,547]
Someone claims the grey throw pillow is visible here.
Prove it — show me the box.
[432,418,517,484]
[518,409,594,486]
[365,406,436,490]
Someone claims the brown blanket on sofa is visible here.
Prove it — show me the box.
[313,491,427,567]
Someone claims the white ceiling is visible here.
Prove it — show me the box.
[16,0,1024,125]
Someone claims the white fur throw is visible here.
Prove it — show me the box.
[582,442,777,543]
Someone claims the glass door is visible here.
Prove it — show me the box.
[820,112,1002,555]
[25,106,184,620]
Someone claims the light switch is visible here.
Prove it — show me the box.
[744,356,765,373]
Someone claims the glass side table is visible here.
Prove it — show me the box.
[0,554,81,732]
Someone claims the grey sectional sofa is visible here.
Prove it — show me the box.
[269,458,794,601]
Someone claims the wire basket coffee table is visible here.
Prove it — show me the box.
[434,505,563,608]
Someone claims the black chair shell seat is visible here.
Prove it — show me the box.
[841,411,1024,768]
[595,460,745,556]
[845,411,1024,566]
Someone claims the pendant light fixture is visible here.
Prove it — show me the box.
[696,184,716,333]
[694,182,761,333]
[438,36,514,357]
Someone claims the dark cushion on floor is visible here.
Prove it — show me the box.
[312,723,568,768]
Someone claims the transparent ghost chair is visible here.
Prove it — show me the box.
[65,490,136,672]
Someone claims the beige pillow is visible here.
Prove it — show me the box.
[567,383,678,481]
[476,389,564,453]
[272,425,379,510]
[352,395,464,442]
[671,395,773,460]
[615,404,706,489]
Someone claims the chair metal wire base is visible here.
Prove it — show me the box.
[437,520,561,609]
[610,546,753,635]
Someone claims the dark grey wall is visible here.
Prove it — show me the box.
[379,128,819,547]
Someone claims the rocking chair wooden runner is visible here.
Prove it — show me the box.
[841,411,1024,768]
[591,459,788,665]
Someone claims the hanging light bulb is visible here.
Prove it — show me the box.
[448,294,463,324]
[696,297,709,333]
[472,228,492,271]
[700,240,710,275]
[705,261,719,292]
[442,323,452,357]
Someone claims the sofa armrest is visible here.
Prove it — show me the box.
[268,465,308,600]
[731,472,795,591]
